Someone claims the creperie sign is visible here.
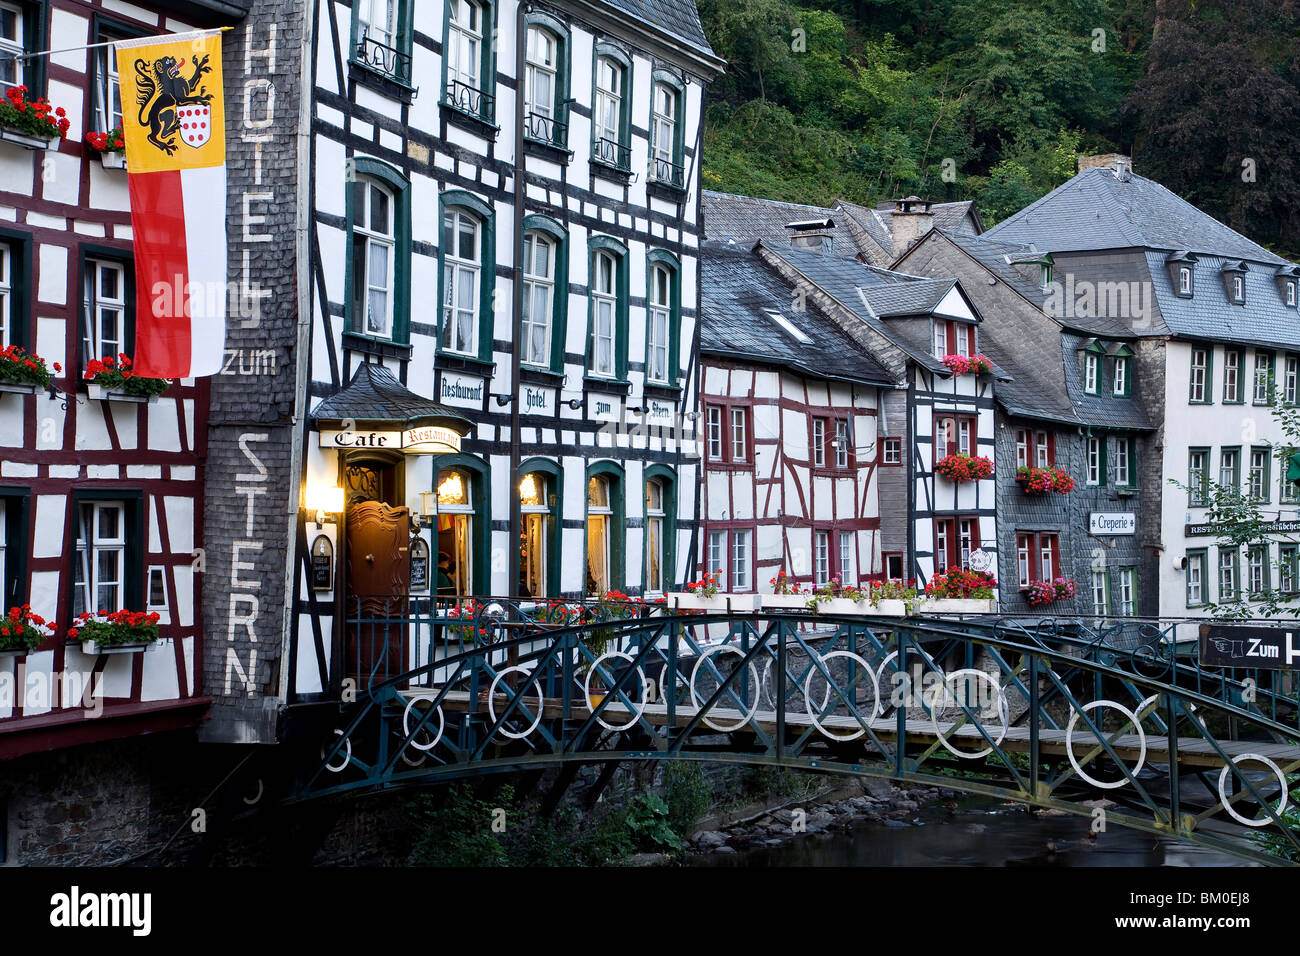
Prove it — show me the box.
[318,427,462,454]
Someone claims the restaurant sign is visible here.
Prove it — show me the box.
[1089,512,1136,535]
[318,426,462,454]
[1185,519,1300,537]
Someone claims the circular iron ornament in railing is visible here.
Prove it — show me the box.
[658,666,689,709]
[761,657,830,713]
[875,646,941,714]
[803,651,881,742]
[1218,753,1291,828]
[584,651,647,731]
[486,666,544,740]
[690,645,761,733]
[401,697,445,751]
[928,668,1008,760]
[1064,699,1147,790]
[322,729,351,773]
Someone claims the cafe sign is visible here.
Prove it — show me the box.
[318,426,462,454]
[1089,512,1136,535]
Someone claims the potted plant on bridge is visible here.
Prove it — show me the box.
[922,569,996,613]
[0,605,52,656]
[0,345,58,395]
[69,609,160,655]
[667,570,755,613]
[760,570,809,611]
[867,579,922,617]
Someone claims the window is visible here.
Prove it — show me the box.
[649,79,683,187]
[523,26,562,143]
[520,231,554,367]
[1091,569,1109,616]
[592,52,629,169]
[586,476,612,594]
[814,530,830,585]
[1178,266,1192,295]
[1283,450,1300,503]
[73,502,126,617]
[645,252,679,385]
[936,518,980,573]
[884,553,903,581]
[0,243,10,348]
[1233,274,1244,303]
[934,414,976,463]
[351,178,396,339]
[1289,281,1297,307]
[1015,531,1061,587]
[1040,263,1052,290]
[1188,448,1210,506]
[1083,352,1099,394]
[1223,350,1240,403]
[444,0,489,116]
[932,319,975,359]
[357,0,396,47]
[93,26,132,134]
[352,0,413,84]
[1253,351,1273,404]
[435,468,474,596]
[1218,548,1238,603]
[644,479,664,595]
[705,403,751,465]
[1116,436,1136,488]
[1189,347,1210,403]
[1015,428,1054,468]
[707,530,725,584]
[0,2,28,93]
[83,258,126,363]
[146,566,168,616]
[1279,545,1297,594]
[1220,447,1240,494]
[441,209,480,354]
[1185,550,1206,607]
[932,321,945,359]
[1249,446,1270,502]
[1247,545,1268,597]
[731,530,751,591]
[839,532,853,584]
[1086,436,1103,486]
[834,420,850,468]
[519,471,551,598]
[1117,568,1136,616]
[882,438,902,465]
[812,418,826,467]
[587,239,628,380]
[1286,355,1298,405]
[1113,356,1128,396]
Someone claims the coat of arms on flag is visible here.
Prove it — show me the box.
[114,31,227,379]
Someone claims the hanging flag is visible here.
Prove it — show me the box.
[115,30,226,379]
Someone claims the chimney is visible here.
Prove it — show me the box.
[1077,153,1134,180]
[786,217,835,254]
[889,196,933,254]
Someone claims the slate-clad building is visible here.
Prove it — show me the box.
[894,228,1154,618]
[986,156,1300,630]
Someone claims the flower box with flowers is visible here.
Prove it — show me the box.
[0,605,53,655]
[807,577,876,614]
[760,570,810,610]
[668,571,755,612]
[0,344,58,393]
[866,579,923,616]
[941,353,994,377]
[1023,577,1078,606]
[85,128,127,168]
[936,453,994,483]
[1016,465,1075,494]
[0,86,69,150]
[69,609,161,655]
[922,569,996,613]
[84,354,170,403]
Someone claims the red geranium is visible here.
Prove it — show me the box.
[1,85,70,140]
[0,343,55,388]
[936,453,994,482]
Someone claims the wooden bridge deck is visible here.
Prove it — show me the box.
[406,689,1300,771]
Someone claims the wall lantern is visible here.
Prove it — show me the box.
[305,484,345,528]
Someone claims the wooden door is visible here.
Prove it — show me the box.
[346,500,412,685]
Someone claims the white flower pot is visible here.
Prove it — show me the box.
[81,639,156,655]
[0,381,39,395]
[813,597,873,615]
[99,151,127,169]
[666,592,755,613]
[871,599,909,617]
[921,598,993,614]
[86,382,157,403]
[759,594,811,611]
[0,127,57,150]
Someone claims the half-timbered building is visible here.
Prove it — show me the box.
[289,0,723,698]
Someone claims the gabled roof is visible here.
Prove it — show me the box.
[873,198,984,238]
[700,242,894,387]
[937,232,1052,308]
[986,166,1287,264]
[583,0,719,62]
[311,362,474,433]
[857,277,965,319]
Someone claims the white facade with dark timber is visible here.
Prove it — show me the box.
[290,0,723,699]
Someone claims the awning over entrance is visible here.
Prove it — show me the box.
[312,363,474,454]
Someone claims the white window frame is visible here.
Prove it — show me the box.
[707,530,726,584]
[1219,548,1238,602]
[1249,448,1268,501]
[84,259,125,362]
[932,320,946,359]
[835,419,849,468]
[74,501,126,617]
[354,179,396,339]
[1186,553,1203,607]
[1179,266,1191,294]
[1286,356,1298,405]
[593,56,623,164]
[644,479,664,596]
[730,407,747,463]
[1115,439,1130,487]
[357,0,397,47]
[1190,349,1207,402]
[1233,275,1244,303]
[1091,569,1108,616]
[1113,357,1127,396]
[1248,546,1266,596]
[839,531,853,583]
[811,418,825,467]
[1289,281,1297,307]
[1118,568,1135,616]
[446,0,482,92]
[1086,437,1101,486]
[1017,536,1031,588]
[523,26,558,139]
[586,476,612,595]
[647,263,671,384]
[650,82,677,181]
[520,231,554,367]
[706,406,723,461]
[1220,448,1239,493]
[814,530,830,585]
[1254,351,1271,403]
[0,2,24,93]
[1224,350,1239,402]
[731,529,751,591]
[0,243,10,348]
[590,250,617,377]
[93,40,125,134]
[442,209,480,355]
[1015,429,1028,469]
[882,438,901,465]
[1084,352,1099,393]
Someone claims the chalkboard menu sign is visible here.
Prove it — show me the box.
[310,535,334,591]
[410,537,430,593]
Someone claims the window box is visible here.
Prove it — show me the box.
[0,646,31,657]
[759,593,810,611]
[666,592,755,613]
[86,382,159,403]
[812,596,874,615]
[0,126,55,150]
[920,598,993,614]
[1015,466,1074,494]
[99,150,126,170]
[78,638,156,656]
[0,381,39,395]
[936,453,993,482]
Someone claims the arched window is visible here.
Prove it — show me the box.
[446,0,483,97]
[351,178,396,338]
[436,468,474,596]
[587,475,612,594]
[442,209,481,354]
[521,231,554,367]
[592,51,629,169]
[649,80,682,186]
[519,471,549,597]
[524,26,558,141]
[590,250,617,377]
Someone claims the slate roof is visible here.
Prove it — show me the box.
[940,232,1052,308]
[600,0,717,59]
[1144,252,1300,350]
[1059,334,1151,430]
[702,191,849,249]
[986,167,1287,264]
[858,277,960,318]
[830,199,897,259]
[873,199,983,241]
[700,243,894,386]
[311,363,474,432]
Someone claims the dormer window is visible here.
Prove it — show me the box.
[1233,275,1244,304]
[1040,263,1052,290]
[1288,280,1297,307]
[1179,267,1192,295]
[1221,260,1248,305]
[1084,352,1099,394]
[1168,251,1197,298]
